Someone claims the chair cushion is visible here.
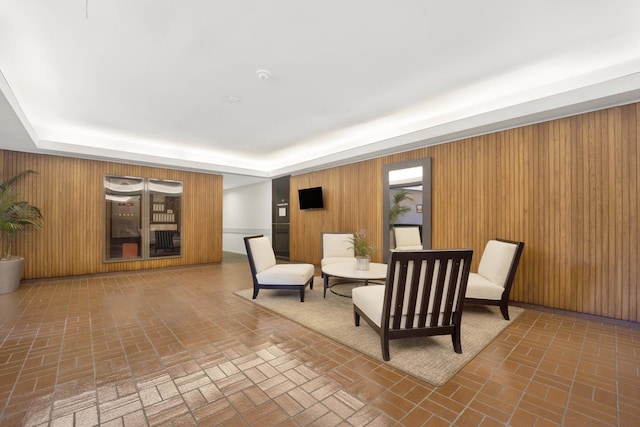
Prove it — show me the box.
[255,263,315,285]
[352,285,385,327]
[353,284,441,328]
[323,233,354,258]
[465,272,505,300]
[477,240,518,288]
[248,236,276,273]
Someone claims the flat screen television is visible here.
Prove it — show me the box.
[298,186,324,210]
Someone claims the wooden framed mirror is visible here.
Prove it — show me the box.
[382,158,432,263]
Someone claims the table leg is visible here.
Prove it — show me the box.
[324,274,329,298]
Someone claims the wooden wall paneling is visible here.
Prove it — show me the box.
[1,150,222,279]
[4,102,640,321]
[524,124,535,306]
[352,160,382,262]
[559,120,569,311]
[506,128,519,302]
[429,144,444,245]
[588,111,600,316]
[289,102,640,322]
[538,122,550,309]
[516,126,531,304]
[583,112,596,316]
[623,104,635,321]
[480,133,496,243]
[620,105,632,320]
[590,111,609,314]
[498,128,520,298]
[608,108,618,318]
[441,141,462,247]
[290,171,321,263]
[588,111,601,316]
[460,138,476,247]
[430,141,456,249]
[634,105,640,322]
[570,114,583,314]
[551,120,562,311]
[635,104,640,322]
[531,123,541,308]
[603,109,614,318]
[569,116,589,311]
[543,122,560,305]
[628,105,640,318]
[182,171,223,264]
[586,111,598,316]
[290,158,383,265]
[556,118,570,311]
[461,138,474,246]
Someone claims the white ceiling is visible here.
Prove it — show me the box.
[2,1,640,189]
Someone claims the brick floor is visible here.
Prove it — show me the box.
[0,258,639,426]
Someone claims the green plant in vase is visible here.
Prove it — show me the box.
[0,170,44,294]
[389,189,414,226]
[347,229,377,270]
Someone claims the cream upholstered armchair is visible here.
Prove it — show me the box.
[353,249,473,361]
[392,226,422,251]
[464,238,524,320]
[244,235,315,302]
[321,232,355,268]
[321,232,355,297]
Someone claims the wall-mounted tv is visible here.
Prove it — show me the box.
[298,186,324,210]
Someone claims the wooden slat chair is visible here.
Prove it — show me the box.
[244,235,315,302]
[464,238,525,320]
[353,249,473,361]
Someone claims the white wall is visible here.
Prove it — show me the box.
[223,181,272,254]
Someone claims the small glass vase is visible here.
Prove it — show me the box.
[356,255,370,271]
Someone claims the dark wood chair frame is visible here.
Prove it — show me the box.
[464,238,525,320]
[354,249,473,361]
[243,235,313,302]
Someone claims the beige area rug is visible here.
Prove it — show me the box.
[234,278,523,386]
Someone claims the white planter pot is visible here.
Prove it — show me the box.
[0,257,24,295]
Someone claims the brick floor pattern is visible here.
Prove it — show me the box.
[0,260,639,426]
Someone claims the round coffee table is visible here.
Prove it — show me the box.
[322,262,387,297]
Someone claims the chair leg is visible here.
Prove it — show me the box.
[452,323,462,354]
[299,288,305,302]
[381,333,390,361]
[500,302,510,320]
[252,286,259,299]
[323,275,329,298]
[354,311,360,326]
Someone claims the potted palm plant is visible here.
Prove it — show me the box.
[0,170,44,294]
[389,189,414,225]
[389,189,414,249]
[347,229,377,271]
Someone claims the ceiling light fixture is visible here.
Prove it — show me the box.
[256,69,271,80]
